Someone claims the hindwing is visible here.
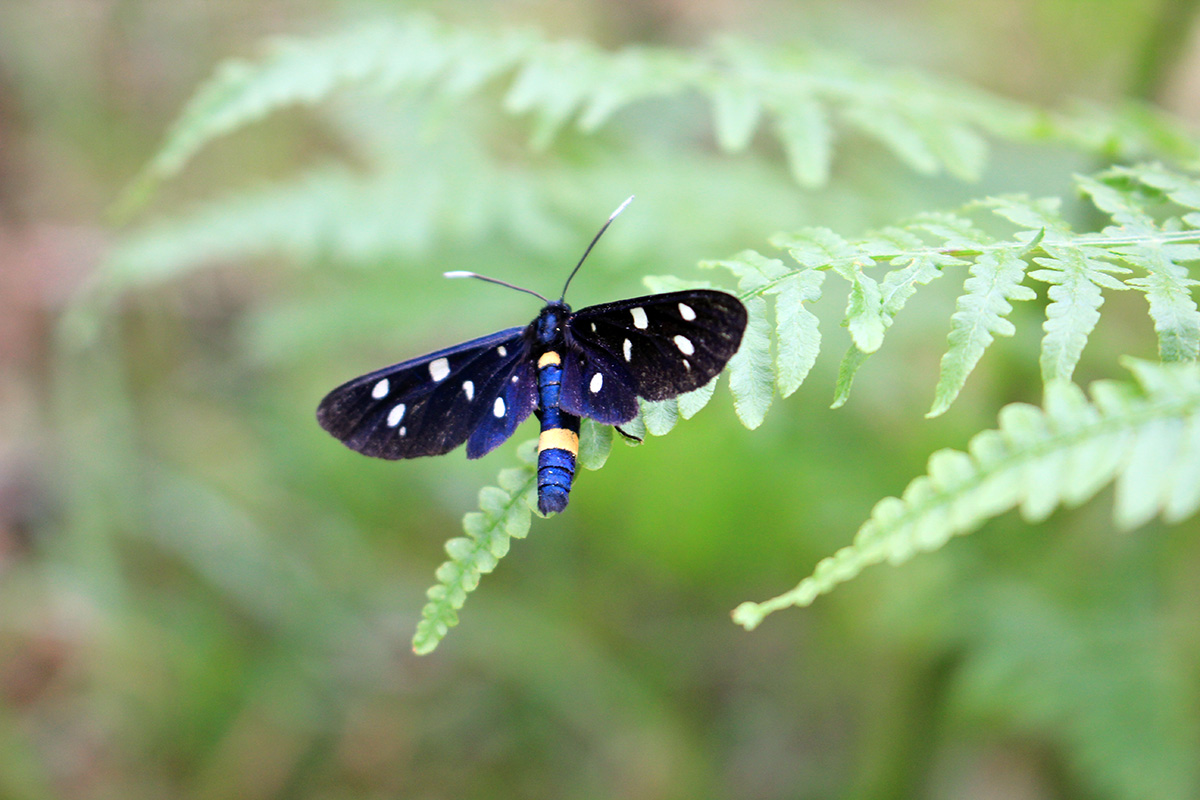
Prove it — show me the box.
[566,289,747,401]
[316,327,536,460]
[559,346,640,425]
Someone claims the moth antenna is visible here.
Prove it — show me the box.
[559,195,634,302]
[444,271,550,303]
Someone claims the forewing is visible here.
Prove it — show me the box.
[567,290,747,401]
[316,327,532,459]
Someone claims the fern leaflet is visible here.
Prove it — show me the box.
[732,359,1200,631]
[136,15,1198,196]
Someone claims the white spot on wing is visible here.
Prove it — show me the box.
[631,307,648,329]
[511,375,519,383]
[462,380,474,401]
[683,359,690,371]
[372,379,390,399]
[678,302,696,321]
[673,335,695,356]
[623,338,632,362]
[399,426,406,436]
[429,357,450,382]
[493,397,506,418]
[590,373,603,393]
[498,346,507,357]
[387,403,406,427]
[590,323,597,333]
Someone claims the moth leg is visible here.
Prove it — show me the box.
[614,425,643,444]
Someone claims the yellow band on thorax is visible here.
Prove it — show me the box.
[537,351,562,368]
[538,428,579,455]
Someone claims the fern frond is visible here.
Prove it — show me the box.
[412,420,619,654]
[412,442,538,654]
[732,359,1200,631]
[139,16,1198,194]
[710,167,1200,422]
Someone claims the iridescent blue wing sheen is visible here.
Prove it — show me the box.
[316,327,536,460]
[563,290,747,419]
[558,343,640,425]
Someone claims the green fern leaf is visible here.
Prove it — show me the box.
[774,97,832,188]
[1033,246,1130,382]
[1076,173,1157,228]
[576,49,693,132]
[1123,162,1200,210]
[641,398,680,437]
[709,80,762,152]
[577,419,614,470]
[726,297,775,429]
[709,250,789,292]
[844,267,887,353]
[981,194,1072,237]
[830,345,871,409]
[413,444,537,654]
[772,270,824,397]
[412,414,631,653]
[843,103,939,175]
[733,360,1200,630]
[503,41,600,149]
[1121,243,1200,362]
[772,226,858,268]
[678,377,720,419]
[905,210,991,249]
[148,19,518,181]
[137,15,1199,201]
[829,231,959,403]
[1077,169,1200,363]
[921,120,989,181]
[930,248,1037,416]
[618,411,647,445]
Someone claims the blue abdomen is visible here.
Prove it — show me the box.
[535,353,580,514]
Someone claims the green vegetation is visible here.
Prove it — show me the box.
[4,2,1200,797]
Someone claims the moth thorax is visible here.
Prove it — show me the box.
[535,303,570,345]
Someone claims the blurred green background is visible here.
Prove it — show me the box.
[3,1,1200,798]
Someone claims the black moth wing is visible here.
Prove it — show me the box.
[316,327,537,460]
[565,289,747,405]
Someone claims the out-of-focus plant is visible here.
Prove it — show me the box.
[42,11,1200,797]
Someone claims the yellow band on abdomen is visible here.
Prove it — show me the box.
[538,428,579,455]
[537,351,562,368]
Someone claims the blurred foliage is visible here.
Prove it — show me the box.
[4,1,1200,799]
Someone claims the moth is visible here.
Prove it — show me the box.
[317,197,747,514]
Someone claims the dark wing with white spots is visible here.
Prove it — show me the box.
[316,327,536,460]
[566,290,747,402]
[558,345,640,425]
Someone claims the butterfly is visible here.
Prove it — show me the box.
[317,197,747,514]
